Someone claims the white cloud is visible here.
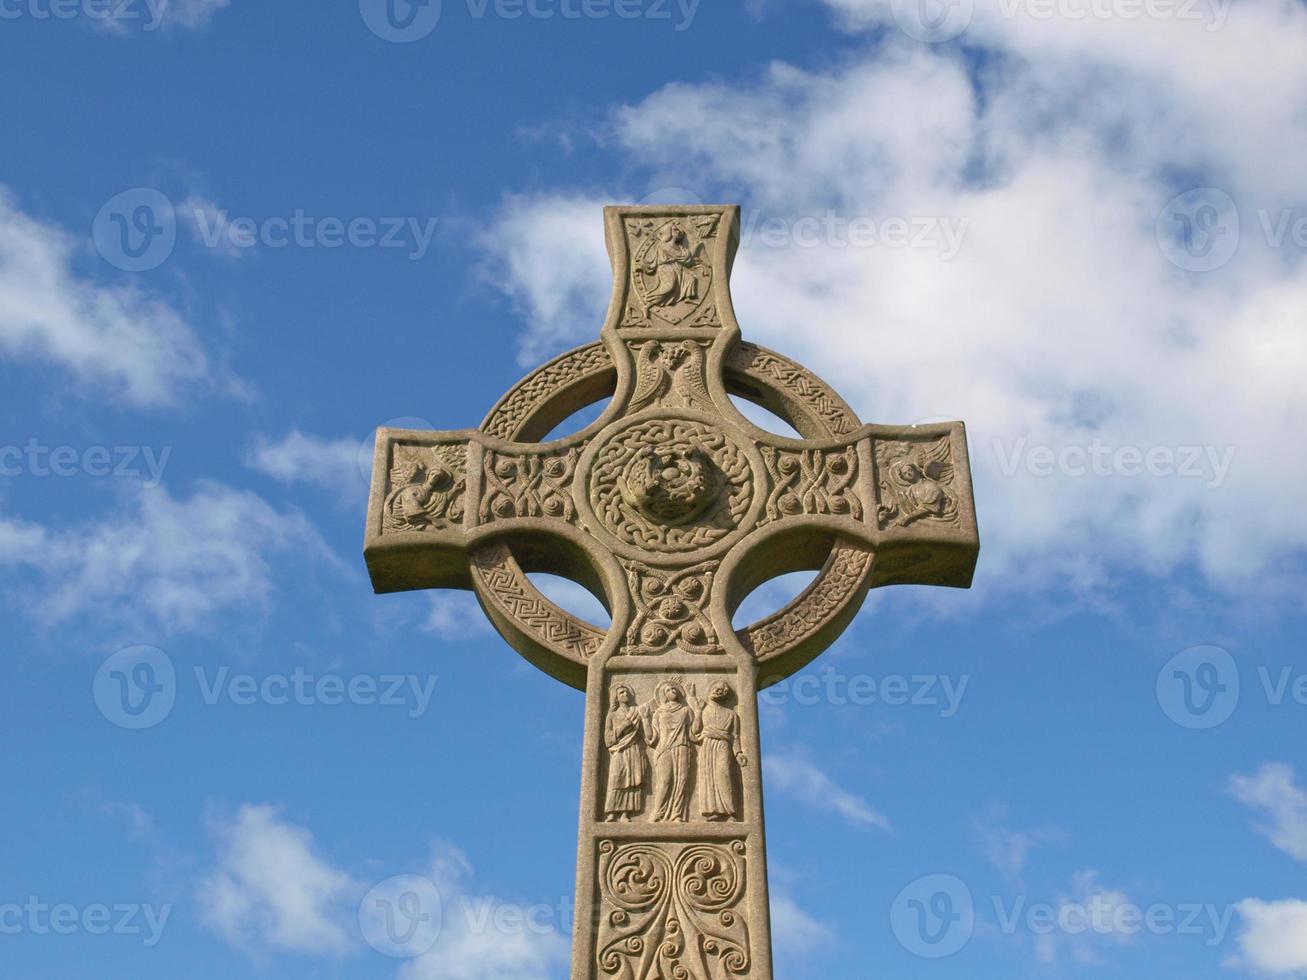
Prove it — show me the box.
[398,843,570,980]
[0,188,208,405]
[1230,764,1307,862]
[770,892,836,957]
[424,592,493,639]
[763,747,890,830]
[475,194,611,367]
[198,804,358,956]
[197,812,567,974]
[247,429,364,495]
[0,481,338,631]
[1034,870,1136,966]
[159,0,232,30]
[179,195,243,258]
[977,810,1062,884]
[96,0,231,32]
[1234,899,1307,975]
[476,4,1307,597]
[99,799,154,841]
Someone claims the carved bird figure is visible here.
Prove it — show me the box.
[667,341,714,413]
[628,342,671,414]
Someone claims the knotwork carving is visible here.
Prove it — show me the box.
[590,418,753,554]
[597,839,749,980]
[622,216,719,327]
[624,561,720,656]
[382,444,466,532]
[875,438,960,529]
[761,445,861,522]
[470,544,604,660]
[480,448,579,523]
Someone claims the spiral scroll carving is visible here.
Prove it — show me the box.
[597,839,749,980]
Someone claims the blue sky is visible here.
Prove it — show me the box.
[3,0,1307,977]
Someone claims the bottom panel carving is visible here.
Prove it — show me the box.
[597,838,750,980]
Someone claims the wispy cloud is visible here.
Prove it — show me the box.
[246,429,365,497]
[763,747,889,830]
[976,806,1064,884]
[198,804,358,956]
[0,188,208,405]
[1230,764,1307,862]
[770,892,836,958]
[199,807,568,976]
[398,843,570,980]
[0,481,339,632]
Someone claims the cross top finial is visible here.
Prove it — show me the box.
[364,204,978,979]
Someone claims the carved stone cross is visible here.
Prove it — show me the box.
[364,205,979,979]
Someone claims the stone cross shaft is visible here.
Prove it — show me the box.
[364,205,979,979]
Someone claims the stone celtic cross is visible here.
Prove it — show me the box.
[364,205,979,978]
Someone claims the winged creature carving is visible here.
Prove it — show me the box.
[876,439,959,528]
[628,341,715,415]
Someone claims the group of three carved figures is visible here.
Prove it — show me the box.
[603,679,747,823]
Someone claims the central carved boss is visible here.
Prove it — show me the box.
[584,414,757,557]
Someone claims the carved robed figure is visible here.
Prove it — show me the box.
[364,205,979,979]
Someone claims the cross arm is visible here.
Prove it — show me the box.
[742,420,979,592]
[363,425,594,595]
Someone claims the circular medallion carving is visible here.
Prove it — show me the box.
[585,415,758,558]
[473,341,876,683]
